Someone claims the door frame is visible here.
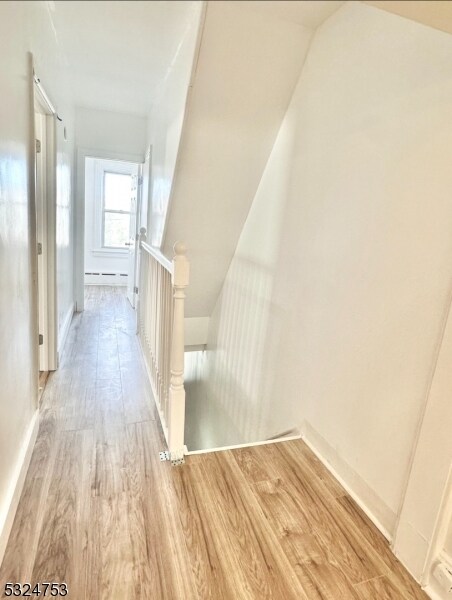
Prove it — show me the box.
[75,148,144,312]
[126,171,141,308]
[32,65,58,376]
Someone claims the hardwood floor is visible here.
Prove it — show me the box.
[0,287,427,599]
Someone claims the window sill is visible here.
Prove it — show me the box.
[91,248,128,256]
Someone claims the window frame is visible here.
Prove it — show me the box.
[101,170,133,250]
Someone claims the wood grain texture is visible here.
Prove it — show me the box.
[0,287,428,599]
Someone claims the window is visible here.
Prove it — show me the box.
[102,172,132,248]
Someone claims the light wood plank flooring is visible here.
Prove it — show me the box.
[0,286,427,599]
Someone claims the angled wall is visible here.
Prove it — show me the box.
[146,2,203,248]
[197,1,452,544]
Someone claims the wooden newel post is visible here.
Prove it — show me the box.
[168,241,189,464]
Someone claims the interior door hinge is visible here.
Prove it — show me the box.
[37,242,43,255]
[36,139,41,153]
[138,176,143,185]
[134,286,139,294]
[38,334,44,346]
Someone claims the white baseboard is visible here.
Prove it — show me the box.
[0,410,39,565]
[58,302,74,360]
[85,282,127,287]
[301,421,396,542]
[422,553,452,599]
[84,272,128,286]
[186,434,302,455]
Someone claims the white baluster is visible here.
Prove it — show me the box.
[168,242,189,464]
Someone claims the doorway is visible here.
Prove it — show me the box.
[33,76,58,401]
[83,157,142,306]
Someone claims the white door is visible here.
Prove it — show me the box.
[126,150,151,308]
[35,111,49,371]
[126,174,139,307]
[33,78,58,378]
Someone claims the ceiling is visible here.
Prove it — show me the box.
[49,0,201,116]
[48,1,346,118]
[45,1,452,119]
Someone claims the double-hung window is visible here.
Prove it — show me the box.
[102,171,132,249]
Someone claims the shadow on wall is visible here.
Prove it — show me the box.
[183,105,299,452]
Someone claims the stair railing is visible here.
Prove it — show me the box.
[137,227,189,465]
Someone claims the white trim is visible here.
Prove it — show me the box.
[35,111,58,372]
[97,162,137,250]
[58,302,74,361]
[85,281,127,288]
[421,469,452,587]
[0,411,39,565]
[186,434,302,455]
[33,73,58,373]
[45,113,58,371]
[301,421,395,541]
[91,248,128,256]
[84,273,128,286]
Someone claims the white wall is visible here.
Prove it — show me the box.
[393,287,452,582]
[76,107,147,158]
[56,115,75,347]
[0,0,75,560]
[446,520,452,557]
[28,2,76,353]
[146,2,202,247]
[198,1,452,542]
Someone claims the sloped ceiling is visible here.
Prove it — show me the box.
[163,1,344,317]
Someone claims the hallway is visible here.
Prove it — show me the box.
[0,288,427,599]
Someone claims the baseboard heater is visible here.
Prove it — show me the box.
[85,271,128,285]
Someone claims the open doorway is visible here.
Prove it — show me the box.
[33,74,58,402]
[84,157,142,307]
